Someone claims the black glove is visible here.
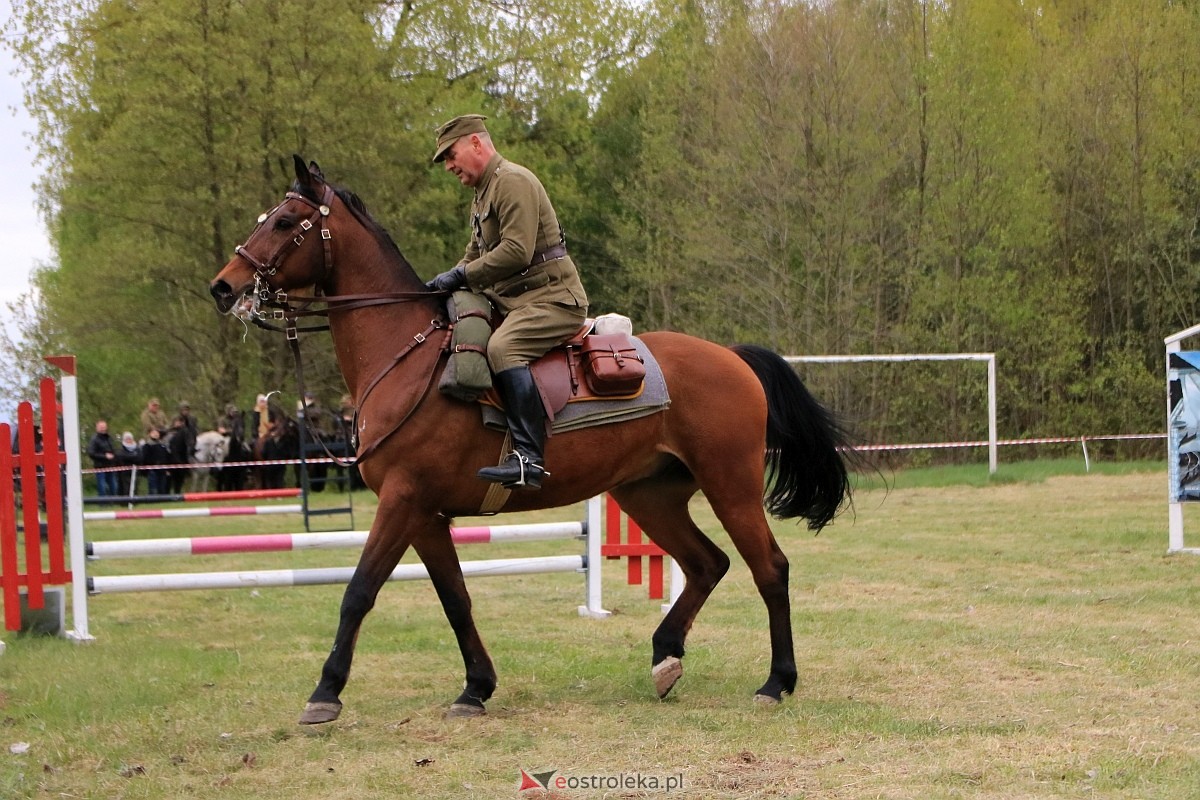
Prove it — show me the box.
[425,265,467,292]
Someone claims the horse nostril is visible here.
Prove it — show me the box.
[210,280,235,312]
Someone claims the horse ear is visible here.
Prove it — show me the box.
[308,160,325,181]
[292,154,309,184]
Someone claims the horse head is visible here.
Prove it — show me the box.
[210,155,444,422]
[211,155,338,316]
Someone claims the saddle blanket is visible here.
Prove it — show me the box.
[481,336,671,434]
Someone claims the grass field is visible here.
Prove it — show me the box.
[2,460,1198,799]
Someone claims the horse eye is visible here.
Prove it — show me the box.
[274,217,294,231]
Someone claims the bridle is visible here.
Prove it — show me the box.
[230,182,443,337]
[230,183,338,338]
[225,180,453,467]
[234,184,335,284]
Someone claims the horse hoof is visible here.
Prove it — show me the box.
[446,702,487,719]
[298,701,343,725]
[652,656,683,699]
[753,693,781,707]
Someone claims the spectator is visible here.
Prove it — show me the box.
[177,402,199,456]
[219,404,245,443]
[251,395,295,490]
[298,390,330,492]
[216,404,250,492]
[139,397,170,438]
[250,393,271,444]
[86,419,117,497]
[141,428,171,495]
[114,431,143,495]
[250,394,274,489]
[164,416,191,494]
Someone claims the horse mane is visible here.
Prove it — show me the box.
[291,177,418,276]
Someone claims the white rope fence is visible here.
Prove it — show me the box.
[856,432,1164,472]
[75,433,1166,482]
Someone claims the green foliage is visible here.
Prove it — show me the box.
[2,0,653,433]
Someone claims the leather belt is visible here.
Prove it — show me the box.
[529,243,567,265]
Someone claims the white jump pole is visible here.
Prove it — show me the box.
[82,495,613,617]
[89,555,586,594]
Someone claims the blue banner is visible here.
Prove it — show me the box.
[1168,352,1200,501]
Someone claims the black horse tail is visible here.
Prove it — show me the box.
[731,344,855,531]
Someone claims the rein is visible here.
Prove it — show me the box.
[248,287,439,338]
[284,318,451,470]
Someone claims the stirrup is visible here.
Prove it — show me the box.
[478,450,549,489]
[507,452,549,488]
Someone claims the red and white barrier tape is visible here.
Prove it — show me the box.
[74,433,1168,473]
[855,433,1164,452]
[83,456,343,474]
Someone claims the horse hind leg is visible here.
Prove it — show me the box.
[609,472,730,701]
[705,488,797,704]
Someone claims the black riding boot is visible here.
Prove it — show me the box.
[477,365,549,490]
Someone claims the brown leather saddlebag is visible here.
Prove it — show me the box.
[581,333,646,396]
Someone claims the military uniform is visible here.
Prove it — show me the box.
[457,153,588,371]
[430,114,587,489]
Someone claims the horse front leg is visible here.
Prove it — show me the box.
[412,530,497,717]
[299,497,432,725]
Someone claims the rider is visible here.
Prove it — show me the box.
[426,114,589,490]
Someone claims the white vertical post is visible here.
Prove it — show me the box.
[58,367,93,641]
[578,495,611,618]
[1169,500,1184,553]
[662,559,684,614]
[986,355,998,474]
[1167,339,1178,551]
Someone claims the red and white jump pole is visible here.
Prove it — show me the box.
[84,505,303,522]
[83,488,302,505]
[87,521,584,559]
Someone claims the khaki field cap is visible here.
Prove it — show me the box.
[432,114,488,163]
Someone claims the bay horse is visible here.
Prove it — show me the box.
[210,156,856,725]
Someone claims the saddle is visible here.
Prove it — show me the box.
[483,322,648,421]
[439,292,649,421]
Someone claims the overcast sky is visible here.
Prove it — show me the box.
[0,42,52,313]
